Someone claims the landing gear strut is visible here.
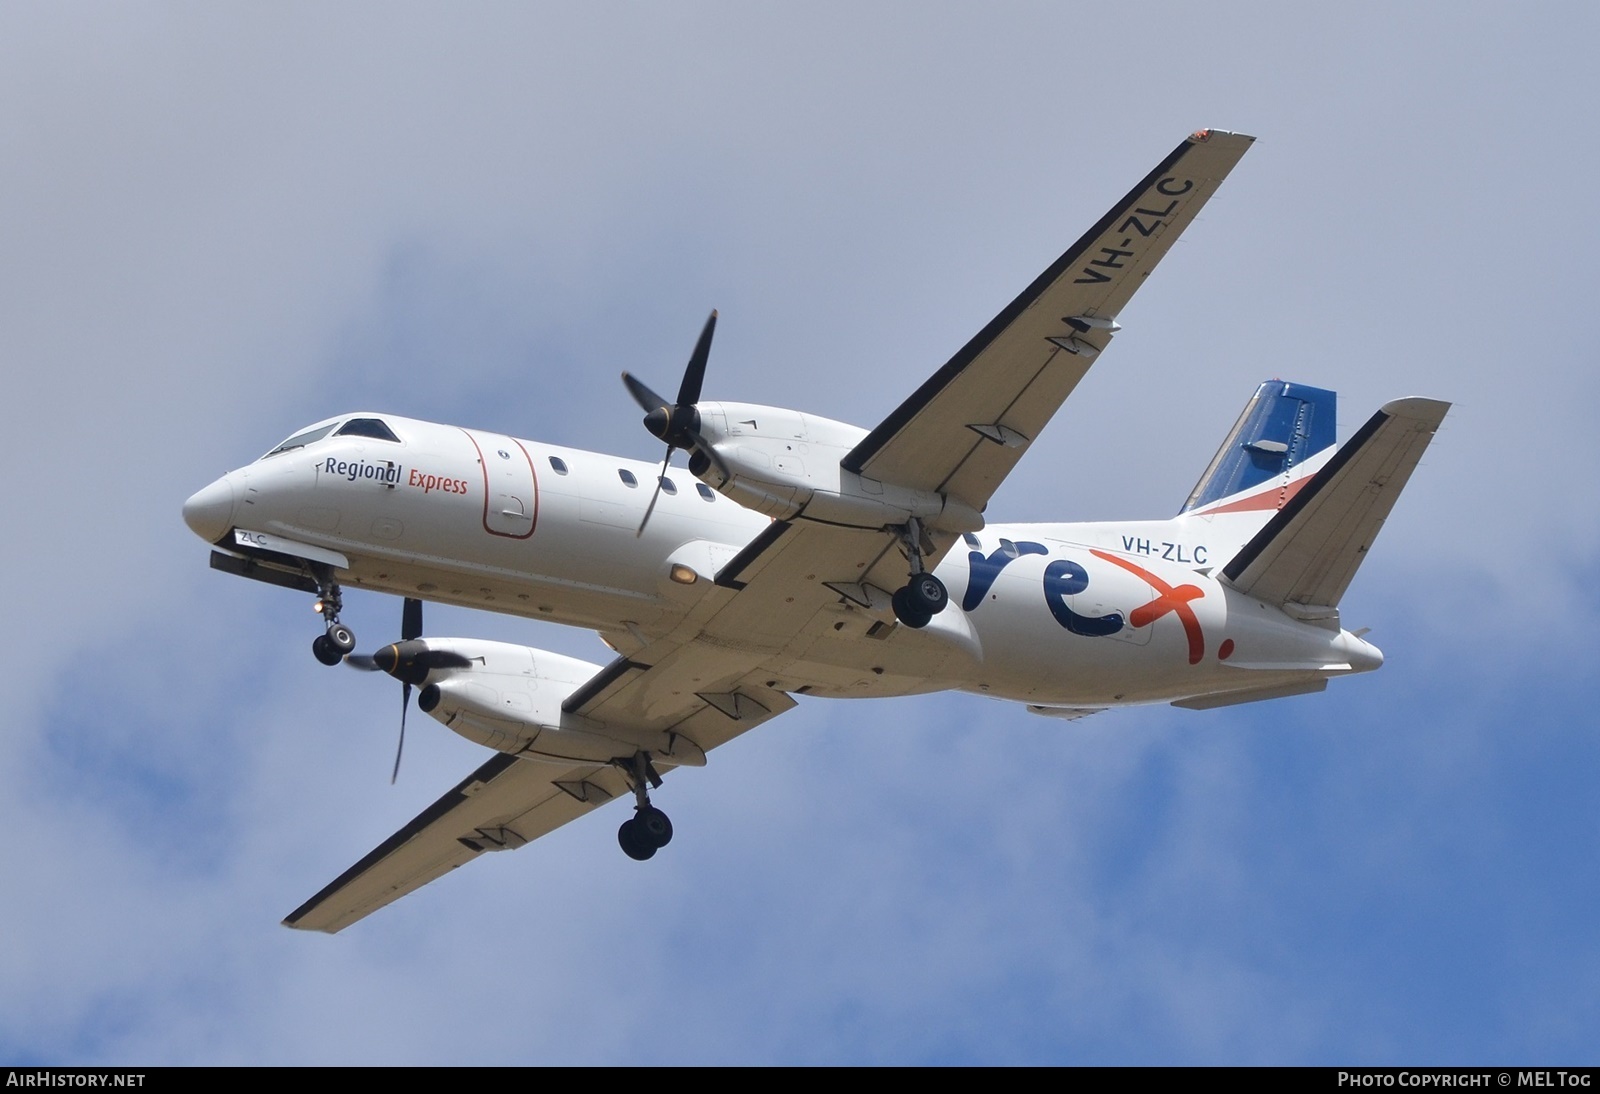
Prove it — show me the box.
[614,751,673,861]
[890,517,948,629]
[307,564,357,666]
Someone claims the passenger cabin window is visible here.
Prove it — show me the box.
[963,533,982,548]
[549,456,569,475]
[618,469,638,487]
[659,477,677,495]
[696,483,715,501]
[334,418,401,443]
[263,422,338,458]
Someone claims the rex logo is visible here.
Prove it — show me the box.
[1088,549,1206,665]
[963,540,1206,663]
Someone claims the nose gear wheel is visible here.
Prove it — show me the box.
[306,563,357,666]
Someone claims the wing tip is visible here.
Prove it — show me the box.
[280,915,334,934]
[1379,396,1451,425]
[1190,127,1257,145]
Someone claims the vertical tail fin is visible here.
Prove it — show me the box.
[1181,381,1337,515]
[1160,381,1339,570]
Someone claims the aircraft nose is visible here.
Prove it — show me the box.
[182,475,236,543]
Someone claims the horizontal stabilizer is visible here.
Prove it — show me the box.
[1026,705,1105,720]
[1221,397,1449,611]
[1172,679,1327,710]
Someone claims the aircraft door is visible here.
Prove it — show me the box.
[464,429,538,539]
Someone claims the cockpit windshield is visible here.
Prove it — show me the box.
[334,418,401,442]
[262,422,339,459]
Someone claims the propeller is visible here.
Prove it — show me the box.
[345,597,469,783]
[622,310,730,536]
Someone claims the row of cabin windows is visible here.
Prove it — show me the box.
[545,455,715,501]
[259,423,716,509]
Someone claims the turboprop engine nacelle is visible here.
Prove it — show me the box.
[693,401,984,533]
[395,638,708,768]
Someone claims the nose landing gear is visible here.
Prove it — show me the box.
[307,564,357,666]
[890,517,948,629]
[614,752,673,861]
[312,625,356,666]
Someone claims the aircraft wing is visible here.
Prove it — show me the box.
[283,752,631,933]
[842,129,1254,510]
[286,667,799,934]
[284,520,911,933]
[286,658,798,934]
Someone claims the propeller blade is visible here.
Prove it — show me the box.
[425,649,474,671]
[391,682,410,785]
[622,371,670,416]
[676,310,717,407]
[636,448,675,537]
[624,311,718,454]
[349,598,426,671]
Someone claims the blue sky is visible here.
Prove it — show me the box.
[3,2,1597,1064]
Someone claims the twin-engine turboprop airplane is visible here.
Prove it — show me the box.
[183,129,1449,932]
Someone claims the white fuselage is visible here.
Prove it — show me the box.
[188,412,1380,711]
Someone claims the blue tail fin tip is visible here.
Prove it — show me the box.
[1181,381,1337,513]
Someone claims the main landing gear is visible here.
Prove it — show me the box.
[308,564,357,666]
[889,518,948,629]
[614,751,673,861]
